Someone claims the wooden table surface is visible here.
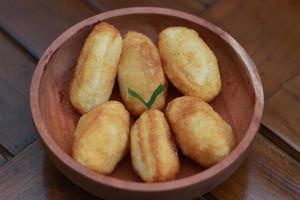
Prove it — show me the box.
[0,0,299,199]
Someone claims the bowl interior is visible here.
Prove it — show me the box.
[39,13,255,182]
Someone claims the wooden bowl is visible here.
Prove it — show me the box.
[30,7,264,200]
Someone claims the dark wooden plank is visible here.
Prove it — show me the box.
[202,0,300,157]
[0,31,37,155]
[194,196,209,200]
[283,73,300,97]
[0,0,95,155]
[0,0,94,58]
[0,140,99,200]
[212,133,300,200]
[263,74,300,154]
[83,0,217,15]
[0,143,12,162]
[260,125,300,162]
[0,154,5,166]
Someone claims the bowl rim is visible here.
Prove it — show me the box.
[30,7,264,192]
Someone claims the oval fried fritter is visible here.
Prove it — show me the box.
[158,27,221,102]
[118,31,168,116]
[166,96,235,167]
[70,22,123,114]
[130,109,179,182]
[72,101,130,174]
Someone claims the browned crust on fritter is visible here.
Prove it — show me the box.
[166,96,235,167]
[118,31,168,116]
[72,101,130,174]
[158,27,221,102]
[148,110,161,181]
[134,117,148,179]
[130,109,179,182]
[70,22,122,114]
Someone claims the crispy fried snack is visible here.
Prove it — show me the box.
[72,101,130,174]
[166,96,235,167]
[130,109,179,182]
[70,22,123,114]
[118,31,168,116]
[158,27,221,102]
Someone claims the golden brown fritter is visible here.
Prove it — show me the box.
[130,109,179,182]
[70,22,123,114]
[166,96,235,167]
[118,31,168,116]
[158,27,221,102]
[72,101,130,174]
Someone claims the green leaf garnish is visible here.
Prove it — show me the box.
[128,87,148,108]
[146,84,165,108]
[128,84,165,109]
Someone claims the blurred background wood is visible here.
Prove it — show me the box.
[0,31,36,155]
[0,141,99,200]
[0,0,299,199]
[0,154,5,166]
[0,0,93,58]
[201,0,300,160]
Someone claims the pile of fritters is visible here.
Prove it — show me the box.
[70,22,235,182]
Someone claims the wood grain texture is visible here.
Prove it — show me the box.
[263,74,300,154]
[0,140,99,200]
[0,154,5,166]
[0,0,94,58]
[212,133,300,200]
[0,31,36,155]
[83,0,217,14]
[259,125,300,162]
[283,74,300,96]
[202,0,300,157]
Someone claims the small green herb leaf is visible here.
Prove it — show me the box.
[128,87,148,108]
[145,84,165,109]
[127,84,165,109]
